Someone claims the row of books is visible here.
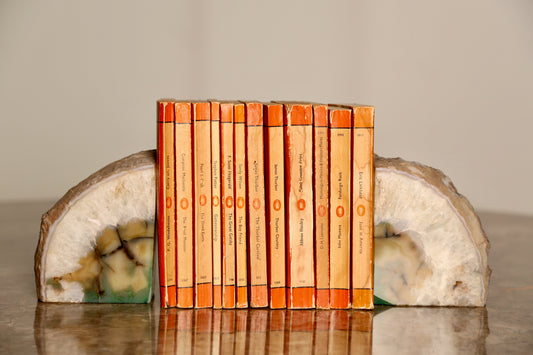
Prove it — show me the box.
[158,309,373,354]
[156,100,374,309]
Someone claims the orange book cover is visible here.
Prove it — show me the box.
[193,309,212,353]
[211,102,222,309]
[174,102,194,308]
[313,104,330,309]
[328,107,352,309]
[245,102,268,308]
[328,310,350,354]
[233,103,248,308]
[234,310,248,354]
[285,310,315,354]
[220,102,236,308]
[283,103,315,309]
[157,100,177,308]
[157,308,177,353]
[220,310,236,354]
[264,104,286,309]
[193,102,213,308]
[268,310,286,354]
[350,105,375,310]
[350,311,373,354]
[176,310,193,354]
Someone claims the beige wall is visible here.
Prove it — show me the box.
[1,0,532,215]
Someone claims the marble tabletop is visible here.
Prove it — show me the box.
[0,201,531,354]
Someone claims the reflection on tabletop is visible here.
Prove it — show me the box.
[33,304,488,354]
[33,303,154,354]
[157,309,373,354]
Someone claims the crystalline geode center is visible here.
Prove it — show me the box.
[47,219,154,303]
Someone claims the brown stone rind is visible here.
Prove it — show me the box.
[375,155,491,305]
[34,150,156,302]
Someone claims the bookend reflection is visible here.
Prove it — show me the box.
[34,303,154,354]
[33,304,487,354]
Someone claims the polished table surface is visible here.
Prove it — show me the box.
[0,201,532,354]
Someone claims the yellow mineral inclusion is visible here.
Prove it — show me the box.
[48,219,154,303]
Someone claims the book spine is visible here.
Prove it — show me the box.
[313,104,330,309]
[220,103,236,308]
[329,107,352,309]
[264,104,286,309]
[351,106,375,310]
[211,102,222,309]
[284,104,315,309]
[233,103,249,308]
[245,102,268,308]
[174,102,194,308]
[157,100,177,308]
[193,102,213,308]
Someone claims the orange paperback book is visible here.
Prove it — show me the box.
[283,103,315,309]
[233,103,248,308]
[174,102,194,308]
[193,102,213,308]
[157,100,177,308]
[328,106,352,309]
[350,105,375,310]
[220,102,236,308]
[245,102,268,308]
[313,104,330,309]
[264,103,286,309]
[210,102,222,309]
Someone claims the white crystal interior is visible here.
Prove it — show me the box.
[374,167,485,306]
[42,167,155,302]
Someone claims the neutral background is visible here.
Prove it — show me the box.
[1,0,532,215]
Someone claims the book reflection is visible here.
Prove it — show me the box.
[33,304,488,354]
[156,309,373,354]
